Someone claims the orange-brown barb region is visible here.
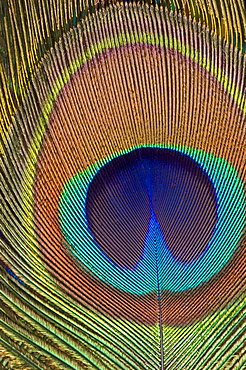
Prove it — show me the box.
[34,39,245,326]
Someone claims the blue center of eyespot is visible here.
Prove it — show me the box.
[59,145,245,294]
[85,148,218,269]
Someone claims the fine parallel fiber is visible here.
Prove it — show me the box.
[0,1,245,370]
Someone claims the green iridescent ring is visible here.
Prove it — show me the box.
[59,144,245,294]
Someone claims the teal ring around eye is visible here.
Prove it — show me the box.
[58,144,245,294]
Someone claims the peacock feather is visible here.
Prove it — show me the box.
[0,1,245,369]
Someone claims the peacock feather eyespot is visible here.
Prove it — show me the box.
[1,1,245,369]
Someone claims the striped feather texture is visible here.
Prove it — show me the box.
[0,1,246,369]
